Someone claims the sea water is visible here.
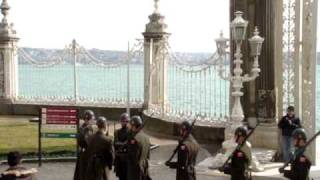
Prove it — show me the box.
[18,64,320,128]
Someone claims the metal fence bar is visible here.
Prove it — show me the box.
[16,40,144,108]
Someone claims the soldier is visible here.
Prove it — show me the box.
[127,116,151,180]
[165,121,200,180]
[73,110,97,180]
[114,113,130,180]
[0,151,37,180]
[280,128,311,180]
[220,127,252,180]
[85,116,114,180]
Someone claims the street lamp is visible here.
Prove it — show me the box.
[216,11,264,128]
[231,11,248,42]
[211,11,265,170]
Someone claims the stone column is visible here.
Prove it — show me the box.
[254,0,276,123]
[0,0,19,103]
[143,3,169,112]
[274,0,285,160]
[301,0,318,164]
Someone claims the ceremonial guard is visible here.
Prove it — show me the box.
[165,121,200,180]
[127,116,152,180]
[85,116,114,180]
[220,127,252,180]
[280,128,311,180]
[114,113,130,180]
[73,110,97,180]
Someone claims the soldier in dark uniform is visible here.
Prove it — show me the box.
[0,151,37,180]
[73,110,97,180]
[85,116,114,180]
[127,116,151,180]
[114,113,130,180]
[220,127,252,180]
[280,128,311,180]
[165,121,200,180]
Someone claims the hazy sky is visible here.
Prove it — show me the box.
[8,0,230,52]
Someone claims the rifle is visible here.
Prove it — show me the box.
[165,117,197,165]
[219,121,260,170]
[279,130,320,173]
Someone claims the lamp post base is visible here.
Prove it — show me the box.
[208,140,264,172]
[208,123,265,172]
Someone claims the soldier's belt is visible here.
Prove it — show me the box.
[116,149,128,153]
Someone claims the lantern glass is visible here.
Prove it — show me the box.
[249,42,261,56]
[249,27,264,56]
[231,11,248,41]
[233,26,246,41]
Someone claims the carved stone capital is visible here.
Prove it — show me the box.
[145,13,168,34]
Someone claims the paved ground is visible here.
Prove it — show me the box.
[25,162,224,180]
[0,145,226,180]
[2,144,320,180]
[3,162,320,180]
[2,116,320,179]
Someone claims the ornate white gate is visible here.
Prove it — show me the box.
[146,38,230,125]
[16,40,144,108]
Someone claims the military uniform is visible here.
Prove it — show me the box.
[168,135,200,180]
[222,127,252,180]
[225,142,252,180]
[127,130,151,180]
[73,120,97,180]
[283,152,311,180]
[282,128,311,180]
[0,167,37,180]
[114,126,130,180]
[85,131,114,180]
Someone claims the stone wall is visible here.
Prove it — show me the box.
[142,113,225,146]
[248,123,278,150]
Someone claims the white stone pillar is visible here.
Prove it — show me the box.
[273,0,285,161]
[0,0,19,103]
[274,0,283,124]
[293,0,302,118]
[301,0,318,164]
[143,8,169,111]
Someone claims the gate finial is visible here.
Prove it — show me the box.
[154,0,159,13]
[0,0,9,25]
[0,0,17,38]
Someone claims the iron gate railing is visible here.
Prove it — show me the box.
[146,39,230,125]
[17,39,144,108]
[16,39,230,124]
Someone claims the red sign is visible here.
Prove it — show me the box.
[41,107,78,125]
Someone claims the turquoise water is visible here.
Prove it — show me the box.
[18,64,229,116]
[18,64,320,125]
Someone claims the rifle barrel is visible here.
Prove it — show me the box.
[165,118,197,163]
[281,130,320,169]
[221,122,260,168]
